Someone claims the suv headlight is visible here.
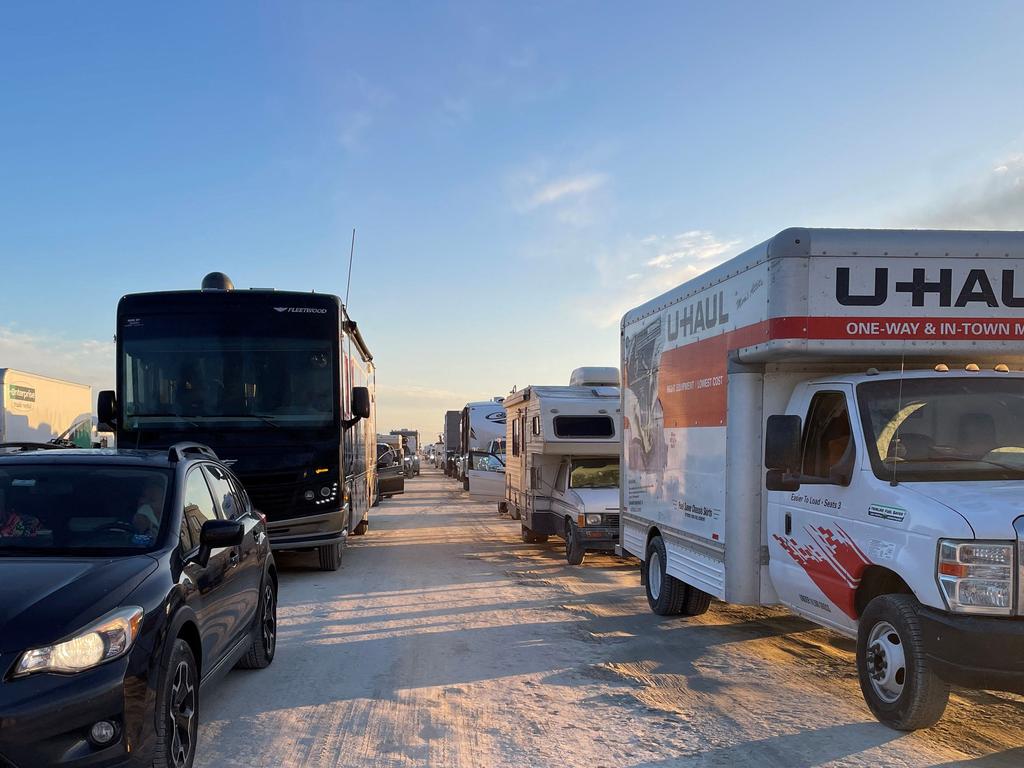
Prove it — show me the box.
[15,606,144,676]
[938,540,1014,615]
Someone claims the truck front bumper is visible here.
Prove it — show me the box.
[918,605,1024,694]
[267,507,347,550]
[574,525,619,552]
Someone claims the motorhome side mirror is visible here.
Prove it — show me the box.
[764,415,802,471]
[194,519,244,566]
[765,469,801,492]
[97,390,118,432]
[351,387,371,420]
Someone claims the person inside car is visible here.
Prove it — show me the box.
[0,490,40,538]
[132,479,164,539]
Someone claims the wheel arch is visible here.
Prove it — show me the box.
[855,565,913,619]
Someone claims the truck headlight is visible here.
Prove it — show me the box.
[585,514,602,526]
[15,606,144,676]
[938,540,1015,615]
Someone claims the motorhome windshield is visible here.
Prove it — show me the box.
[122,325,337,431]
[857,377,1024,481]
[569,458,619,489]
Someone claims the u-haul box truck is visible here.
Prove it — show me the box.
[0,369,93,447]
[502,367,621,564]
[621,227,1024,730]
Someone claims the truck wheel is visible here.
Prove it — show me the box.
[857,594,950,731]
[680,584,711,616]
[352,519,368,536]
[521,525,548,544]
[498,501,508,517]
[318,542,343,571]
[645,535,686,615]
[565,519,585,565]
[511,505,521,521]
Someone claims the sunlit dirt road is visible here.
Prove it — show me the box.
[197,468,1024,767]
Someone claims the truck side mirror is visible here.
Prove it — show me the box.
[764,415,802,470]
[351,387,371,420]
[97,390,118,432]
[765,469,801,492]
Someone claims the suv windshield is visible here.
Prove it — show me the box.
[858,377,1024,481]
[569,458,620,489]
[0,465,172,554]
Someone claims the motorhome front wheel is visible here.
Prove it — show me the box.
[856,595,950,731]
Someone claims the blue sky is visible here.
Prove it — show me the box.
[3,2,1024,437]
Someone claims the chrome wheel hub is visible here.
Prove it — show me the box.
[649,551,663,600]
[866,620,907,704]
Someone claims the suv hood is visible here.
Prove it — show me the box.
[905,480,1024,539]
[0,556,157,653]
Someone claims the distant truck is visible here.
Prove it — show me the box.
[0,369,93,447]
[460,398,506,491]
[390,429,420,476]
[621,227,1024,730]
[443,410,461,477]
[501,367,621,564]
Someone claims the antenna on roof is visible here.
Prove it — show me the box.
[345,228,356,308]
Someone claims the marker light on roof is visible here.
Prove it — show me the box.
[965,363,981,372]
[934,364,950,372]
[995,364,1010,373]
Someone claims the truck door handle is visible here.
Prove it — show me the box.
[784,513,792,536]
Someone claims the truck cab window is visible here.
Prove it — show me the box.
[801,392,855,485]
[555,461,568,491]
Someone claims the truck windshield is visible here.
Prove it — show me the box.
[123,333,337,431]
[857,377,1024,481]
[0,466,171,555]
[569,458,620,489]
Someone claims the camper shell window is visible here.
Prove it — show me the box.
[553,415,614,439]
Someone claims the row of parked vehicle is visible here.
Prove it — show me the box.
[442,226,1024,734]
[0,272,390,768]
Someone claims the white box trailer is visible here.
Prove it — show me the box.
[621,227,1024,730]
[501,369,621,564]
[0,369,93,447]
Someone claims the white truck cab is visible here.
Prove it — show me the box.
[621,227,1024,730]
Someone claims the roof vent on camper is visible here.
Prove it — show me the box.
[201,272,235,291]
[569,367,620,387]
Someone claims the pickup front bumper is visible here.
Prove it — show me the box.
[918,605,1024,694]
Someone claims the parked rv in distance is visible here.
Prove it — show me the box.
[621,227,1024,730]
[97,272,375,571]
[391,429,420,477]
[459,398,506,491]
[443,410,460,476]
[502,367,621,564]
[0,369,94,448]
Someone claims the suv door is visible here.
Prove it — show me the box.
[204,463,262,638]
[179,466,244,668]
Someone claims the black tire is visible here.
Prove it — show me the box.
[352,518,369,536]
[510,505,521,521]
[497,501,508,517]
[857,594,950,730]
[318,542,343,571]
[680,584,712,616]
[153,639,199,768]
[645,535,687,615]
[236,576,277,669]
[565,519,585,565]
[521,524,548,544]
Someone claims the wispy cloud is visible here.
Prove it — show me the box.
[0,326,113,395]
[570,230,742,328]
[918,152,1024,229]
[337,74,392,153]
[526,173,608,209]
[507,164,610,227]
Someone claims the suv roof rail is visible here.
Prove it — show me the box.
[167,442,219,463]
[0,442,65,453]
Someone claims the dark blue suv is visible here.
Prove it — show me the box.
[0,442,277,768]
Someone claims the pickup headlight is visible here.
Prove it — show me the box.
[584,514,602,526]
[938,540,1015,615]
[15,606,144,676]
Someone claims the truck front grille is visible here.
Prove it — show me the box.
[241,471,306,521]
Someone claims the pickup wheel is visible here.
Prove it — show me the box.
[521,525,548,544]
[565,519,585,565]
[645,535,686,615]
[318,542,343,571]
[857,594,950,730]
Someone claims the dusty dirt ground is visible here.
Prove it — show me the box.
[197,468,1024,767]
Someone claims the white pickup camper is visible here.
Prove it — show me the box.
[621,227,1024,730]
[460,398,506,495]
[0,369,93,447]
[502,368,621,564]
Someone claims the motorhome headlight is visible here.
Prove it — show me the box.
[15,607,144,676]
[937,540,1015,615]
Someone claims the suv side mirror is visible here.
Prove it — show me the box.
[97,390,118,432]
[194,519,244,566]
[765,415,802,491]
[351,387,371,420]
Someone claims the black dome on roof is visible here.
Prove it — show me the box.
[201,272,234,291]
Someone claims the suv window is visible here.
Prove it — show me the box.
[182,468,219,548]
[204,464,242,519]
[801,391,855,485]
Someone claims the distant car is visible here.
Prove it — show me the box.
[0,442,276,768]
[376,442,405,499]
